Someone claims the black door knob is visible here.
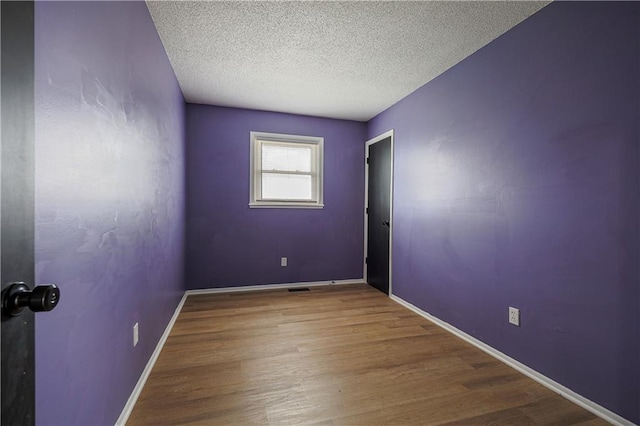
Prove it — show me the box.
[382,221,390,227]
[2,282,60,317]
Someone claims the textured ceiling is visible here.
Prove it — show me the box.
[147,1,548,121]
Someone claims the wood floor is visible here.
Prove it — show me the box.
[127,284,605,425]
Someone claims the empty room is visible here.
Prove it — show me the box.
[1,0,638,425]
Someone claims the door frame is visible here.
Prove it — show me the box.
[363,129,394,295]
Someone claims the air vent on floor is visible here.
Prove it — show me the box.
[288,288,310,292]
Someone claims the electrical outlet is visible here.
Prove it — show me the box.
[509,307,520,327]
[281,257,287,267]
[133,322,139,347]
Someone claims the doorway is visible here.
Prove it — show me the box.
[364,130,393,295]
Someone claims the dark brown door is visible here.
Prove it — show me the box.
[1,2,36,424]
[366,135,392,294]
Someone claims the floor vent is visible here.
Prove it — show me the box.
[288,288,310,292]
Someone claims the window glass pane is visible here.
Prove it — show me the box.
[261,143,311,172]
[262,173,312,200]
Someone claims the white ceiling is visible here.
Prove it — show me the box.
[147,1,548,122]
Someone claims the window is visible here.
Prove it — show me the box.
[250,132,324,208]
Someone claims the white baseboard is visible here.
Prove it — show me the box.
[116,282,629,426]
[115,293,188,426]
[185,278,364,295]
[390,294,634,426]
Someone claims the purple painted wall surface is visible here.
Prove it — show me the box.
[186,105,366,289]
[34,2,185,425]
[369,2,639,422]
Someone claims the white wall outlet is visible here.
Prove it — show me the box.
[509,307,520,327]
[281,257,287,267]
[133,322,139,347]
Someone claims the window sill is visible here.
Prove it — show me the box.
[249,202,324,209]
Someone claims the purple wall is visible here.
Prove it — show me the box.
[368,2,639,423]
[34,2,185,425]
[186,105,366,289]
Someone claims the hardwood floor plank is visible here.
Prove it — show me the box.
[438,407,535,425]
[127,284,605,425]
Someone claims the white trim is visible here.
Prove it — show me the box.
[185,278,364,296]
[186,279,364,295]
[249,202,324,209]
[363,129,394,295]
[249,131,324,209]
[390,294,635,426]
[115,294,188,426]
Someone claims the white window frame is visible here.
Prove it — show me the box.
[249,131,324,209]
